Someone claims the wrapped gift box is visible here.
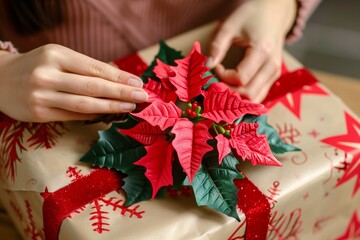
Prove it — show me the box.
[1,23,360,240]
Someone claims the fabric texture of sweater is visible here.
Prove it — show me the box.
[0,0,321,61]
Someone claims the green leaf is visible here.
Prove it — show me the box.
[141,40,183,83]
[113,115,139,129]
[242,115,301,154]
[186,152,243,220]
[80,124,146,172]
[123,167,152,206]
[202,70,219,90]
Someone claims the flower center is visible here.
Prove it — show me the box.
[212,122,236,138]
[181,101,203,122]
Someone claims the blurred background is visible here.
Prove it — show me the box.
[286,0,360,78]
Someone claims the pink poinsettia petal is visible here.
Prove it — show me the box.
[144,78,178,103]
[215,134,232,165]
[202,83,264,123]
[153,59,176,90]
[135,138,174,198]
[171,119,213,182]
[229,122,281,166]
[169,44,211,102]
[118,122,164,145]
[132,100,181,131]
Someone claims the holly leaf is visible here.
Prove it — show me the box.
[135,138,174,198]
[119,121,164,146]
[141,40,182,82]
[80,125,146,172]
[202,82,264,124]
[242,115,301,154]
[229,122,281,166]
[132,100,181,131]
[171,119,213,182]
[144,78,178,103]
[169,42,211,101]
[123,167,152,206]
[186,153,243,220]
[215,134,232,165]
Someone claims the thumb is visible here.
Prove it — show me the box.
[206,23,234,68]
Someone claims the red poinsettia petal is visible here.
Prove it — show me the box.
[118,121,164,145]
[169,43,211,102]
[215,134,232,165]
[144,78,178,103]
[135,138,174,198]
[131,100,181,131]
[202,82,264,123]
[171,119,213,182]
[229,122,281,166]
[153,59,176,90]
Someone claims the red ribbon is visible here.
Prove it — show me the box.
[42,169,123,240]
[42,54,317,240]
[235,176,271,240]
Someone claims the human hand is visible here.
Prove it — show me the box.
[0,44,148,122]
[207,0,296,103]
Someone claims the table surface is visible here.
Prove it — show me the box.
[1,23,360,240]
[312,70,360,116]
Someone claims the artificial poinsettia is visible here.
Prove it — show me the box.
[81,41,299,220]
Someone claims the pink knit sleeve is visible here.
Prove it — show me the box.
[286,0,322,43]
[0,41,18,54]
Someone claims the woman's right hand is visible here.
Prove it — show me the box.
[0,44,148,122]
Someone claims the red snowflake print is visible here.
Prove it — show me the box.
[275,123,301,145]
[66,167,145,234]
[267,208,302,240]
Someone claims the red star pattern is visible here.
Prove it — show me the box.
[308,129,320,138]
[263,69,328,119]
[336,211,360,240]
[321,112,360,196]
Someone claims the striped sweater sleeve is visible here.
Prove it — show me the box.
[287,0,322,43]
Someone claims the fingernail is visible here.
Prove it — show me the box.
[128,78,143,88]
[131,90,148,102]
[205,57,214,68]
[120,102,136,111]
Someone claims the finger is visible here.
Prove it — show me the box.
[238,59,280,103]
[206,23,235,68]
[58,47,143,86]
[214,64,242,86]
[45,92,137,114]
[41,108,99,122]
[235,46,268,86]
[52,72,148,103]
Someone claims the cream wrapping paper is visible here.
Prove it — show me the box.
[1,23,360,240]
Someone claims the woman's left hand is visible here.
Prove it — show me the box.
[207,0,297,103]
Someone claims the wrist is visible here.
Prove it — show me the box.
[267,0,297,37]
